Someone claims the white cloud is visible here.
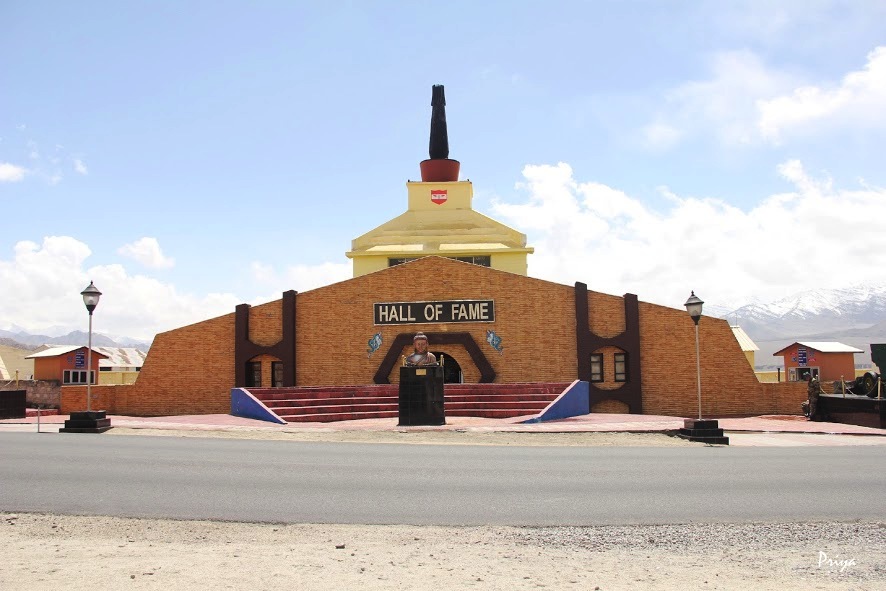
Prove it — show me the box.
[0,163,27,182]
[641,50,795,148]
[491,162,886,310]
[249,260,351,304]
[757,46,886,143]
[1,237,347,341]
[73,158,88,175]
[118,237,176,269]
[0,236,239,341]
[642,46,886,148]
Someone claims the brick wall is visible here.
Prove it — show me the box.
[592,399,630,413]
[761,381,807,415]
[61,313,236,416]
[248,301,284,348]
[61,384,121,413]
[637,299,806,417]
[0,380,60,408]
[63,256,796,418]
[588,292,626,338]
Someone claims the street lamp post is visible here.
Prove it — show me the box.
[684,291,703,420]
[59,281,112,433]
[678,290,728,444]
[80,281,102,412]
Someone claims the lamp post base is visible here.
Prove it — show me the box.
[59,410,113,434]
[677,418,729,445]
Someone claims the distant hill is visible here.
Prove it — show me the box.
[0,329,150,351]
[0,337,40,351]
[0,343,36,380]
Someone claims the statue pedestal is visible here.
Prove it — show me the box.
[59,410,113,434]
[399,366,445,426]
[677,419,729,445]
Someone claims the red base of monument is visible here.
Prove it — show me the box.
[420,159,460,182]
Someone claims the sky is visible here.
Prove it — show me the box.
[2,1,886,342]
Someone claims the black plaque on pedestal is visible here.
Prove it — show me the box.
[399,366,445,426]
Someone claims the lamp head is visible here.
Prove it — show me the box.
[684,291,704,325]
[81,281,102,314]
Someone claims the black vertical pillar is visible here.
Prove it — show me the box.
[623,293,642,401]
[282,290,297,387]
[575,282,591,382]
[234,303,250,387]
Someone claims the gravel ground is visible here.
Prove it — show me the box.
[1,513,883,590]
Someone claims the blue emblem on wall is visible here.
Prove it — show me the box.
[367,333,383,358]
[486,330,504,355]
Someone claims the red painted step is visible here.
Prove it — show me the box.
[247,382,571,423]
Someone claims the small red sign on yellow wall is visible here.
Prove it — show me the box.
[431,189,447,204]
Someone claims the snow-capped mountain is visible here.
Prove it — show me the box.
[714,284,886,368]
[720,284,886,340]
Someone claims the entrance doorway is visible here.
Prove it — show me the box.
[434,352,463,383]
[245,361,262,387]
[272,361,284,387]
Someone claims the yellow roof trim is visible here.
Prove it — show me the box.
[365,244,425,252]
[439,243,509,251]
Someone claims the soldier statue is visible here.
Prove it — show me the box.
[802,375,823,421]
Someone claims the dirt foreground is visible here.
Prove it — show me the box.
[1,513,883,590]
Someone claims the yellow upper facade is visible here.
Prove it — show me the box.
[346,180,533,277]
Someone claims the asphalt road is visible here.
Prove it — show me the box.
[1,433,883,525]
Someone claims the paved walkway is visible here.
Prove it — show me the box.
[1,412,884,446]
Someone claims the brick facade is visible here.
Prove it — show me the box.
[61,256,804,417]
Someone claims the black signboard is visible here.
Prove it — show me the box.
[74,351,85,368]
[374,300,495,325]
[798,346,807,367]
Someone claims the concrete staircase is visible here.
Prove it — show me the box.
[247,382,571,423]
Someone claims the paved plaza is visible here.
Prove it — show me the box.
[2,411,884,446]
